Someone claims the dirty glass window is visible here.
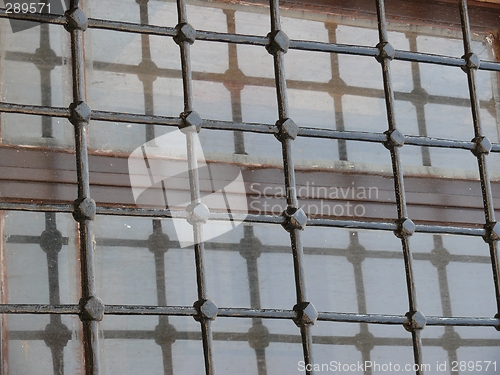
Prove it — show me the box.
[0,0,499,374]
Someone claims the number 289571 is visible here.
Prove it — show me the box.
[6,3,51,14]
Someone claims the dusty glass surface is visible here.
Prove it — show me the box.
[2,211,78,304]
[0,0,499,374]
[1,314,83,374]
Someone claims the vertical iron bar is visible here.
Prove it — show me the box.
[175,1,215,374]
[458,0,500,314]
[375,0,423,373]
[268,0,315,373]
[68,1,101,374]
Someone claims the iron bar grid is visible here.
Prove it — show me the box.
[66,1,101,374]
[2,7,500,72]
[0,0,499,374]
[375,0,423,372]
[458,0,500,318]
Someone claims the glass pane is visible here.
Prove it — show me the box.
[302,227,408,315]
[94,215,198,306]
[423,326,500,375]
[2,211,78,304]
[214,317,306,375]
[1,314,83,375]
[100,315,204,374]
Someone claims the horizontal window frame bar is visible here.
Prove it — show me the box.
[0,201,488,237]
[1,102,498,152]
[1,10,498,72]
[0,304,498,328]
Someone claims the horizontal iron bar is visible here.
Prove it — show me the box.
[0,304,79,314]
[415,224,486,236]
[0,102,69,118]
[1,102,497,153]
[0,9,65,24]
[0,202,489,237]
[426,316,500,327]
[92,110,182,126]
[104,305,197,316]
[2,9,496,72]
[88,18,176,37]
[1,304,497,328]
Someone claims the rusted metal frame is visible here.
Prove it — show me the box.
[66,1,102,374]
[375,0,424,373]
[1,5,500,72]
[1,303,500,328]
[267,0,316,373]
[0,201,491,237]
[175,0,216,373]
[458,0,500,324]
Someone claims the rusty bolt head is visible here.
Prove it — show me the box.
[73,197,96,221]
[174,23,196,45]
[266,30,290,54]
[293,302,318,326]
[282,207,308,232]
[69,101,91,126]
[187,202,210,225]
[395,218,415,238]
[376,42,395,63]
[65,8,88,32]
[461,52,480,72]
[193,299,218,321]
[471,136,492,156]
[80,296,105,321]
[404,310,427,332]
[384,129,405,149]
[275,118,300,141]
[179,111,203,133]
[483,222,500,243]
[248,323,270,350]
